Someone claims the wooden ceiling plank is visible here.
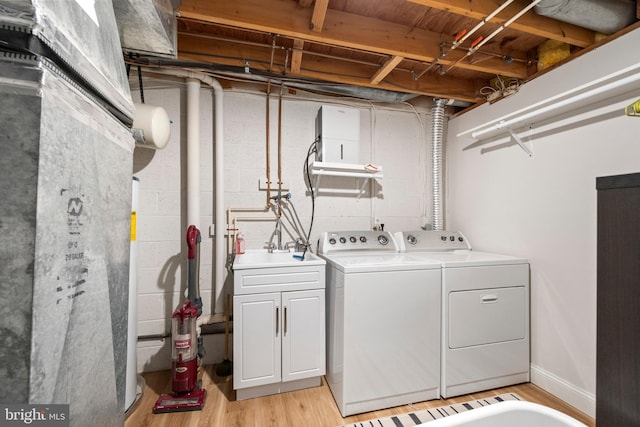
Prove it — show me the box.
[290,39,305,73]
[177,0,529,78]
[178,35,480,102]
[311,0,329,32]
[370,55,404,84]
[406,0,596,48]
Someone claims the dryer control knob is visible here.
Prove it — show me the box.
[339,237,347,244]
[329,238,336,245]
[378,235,389,245]
[441,235,447,241]
[349,236,357,243]
[360,236,367,243]
[407,235,417,245]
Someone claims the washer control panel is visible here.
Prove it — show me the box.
[318,231,398,254]
[394,230,471,252]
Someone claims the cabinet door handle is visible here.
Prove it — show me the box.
[284,306,287,336]
[276,306,279,336]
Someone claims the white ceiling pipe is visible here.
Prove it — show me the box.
[473,0,543,52]
[144,68,225,315]
[452,0,515,49]
[444,0,542,74]
[186,78,201,229]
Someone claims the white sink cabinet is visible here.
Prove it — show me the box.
[232,250,326,400]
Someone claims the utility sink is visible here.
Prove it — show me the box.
[233,249,326,270]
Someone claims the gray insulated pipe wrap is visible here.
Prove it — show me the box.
[431,99,447,231]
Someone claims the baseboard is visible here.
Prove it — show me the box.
[530,364,595,418]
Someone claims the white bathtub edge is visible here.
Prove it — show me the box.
[418,401,586,427]
[531,364,595,418]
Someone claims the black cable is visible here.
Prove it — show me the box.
[302,139,318,257]
[137,66,144,104]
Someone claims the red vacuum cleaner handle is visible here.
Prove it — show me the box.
[186,225,200,260]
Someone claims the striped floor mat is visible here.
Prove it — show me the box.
[339,393,521,427]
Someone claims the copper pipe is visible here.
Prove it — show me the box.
[277,84,284,217]
[266,80,272,208]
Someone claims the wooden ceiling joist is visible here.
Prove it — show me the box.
[370,55,404,84]
[311,0,329,32]
[290,39,305,73]
[178,34,481,102]
[177,0,529,79]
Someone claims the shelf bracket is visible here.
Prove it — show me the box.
[356,178,369,199]
[507,128,533,157]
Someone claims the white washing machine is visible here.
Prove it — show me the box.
[395,230,530,398]
[318,231,442,416]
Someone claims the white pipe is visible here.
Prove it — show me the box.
[125,177,139,411]
[454,0,514,48]
[143,68,225,314]
[467,63,640,140]
[445,0,541,74]
[473,0,543,51]
[186,79,200,229]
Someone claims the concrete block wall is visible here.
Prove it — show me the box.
[131,75,434,372]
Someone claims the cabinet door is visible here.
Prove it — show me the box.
[281,289,326,382]
[233,293,281,389]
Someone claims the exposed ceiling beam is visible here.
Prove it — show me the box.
[311,0,329,32]
[178,34,481,102]
[406,0,596,48]
[370,55,404,84]
[177,0,529,79]
[290,39,305,73]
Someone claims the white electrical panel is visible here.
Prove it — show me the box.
[315,105,360,163]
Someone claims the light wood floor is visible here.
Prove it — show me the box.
[125,365,595,427]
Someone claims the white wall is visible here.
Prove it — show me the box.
[131,80,434,372]
[447,28,640,417]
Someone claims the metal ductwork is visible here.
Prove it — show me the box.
[113,0,178,58]
[431,98,448,231]
[534,0,637,34]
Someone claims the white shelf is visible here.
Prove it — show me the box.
[310,161,383,197]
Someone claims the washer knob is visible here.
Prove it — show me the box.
[360,236,367,243]
[441,235,447,241]
[329,238,336,245]
[349,236,357,243]
[407,235,417,245]
[450,235,455,241]
[339,237,347,244]
[378,235,389,245]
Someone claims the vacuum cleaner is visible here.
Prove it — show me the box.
[153,225,207,413]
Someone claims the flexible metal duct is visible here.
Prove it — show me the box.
[534,0,636,34]
[431,99,447,231]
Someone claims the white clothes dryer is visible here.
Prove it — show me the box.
[395,230,530,398]
[318,231,442,416]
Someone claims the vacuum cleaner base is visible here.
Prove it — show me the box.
[152,388,207,413]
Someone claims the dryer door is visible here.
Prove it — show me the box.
[448,286,526,349]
